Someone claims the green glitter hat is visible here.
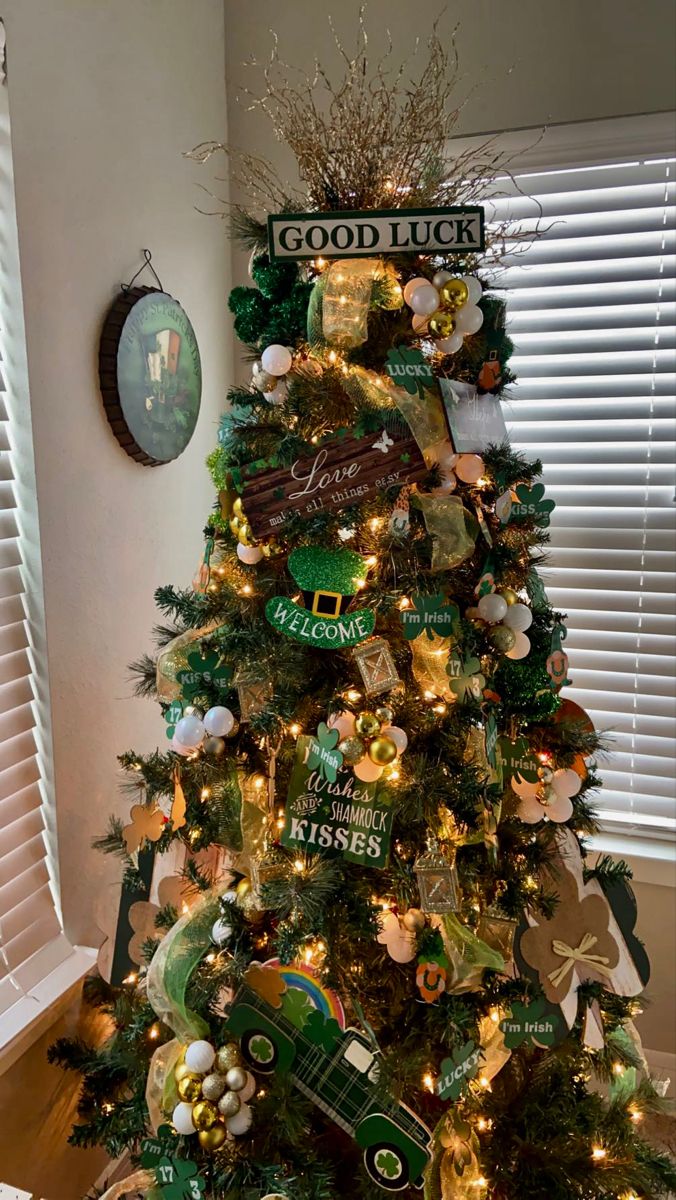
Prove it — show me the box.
[288,547,368,599]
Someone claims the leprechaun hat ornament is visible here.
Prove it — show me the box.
[266,546,376,648]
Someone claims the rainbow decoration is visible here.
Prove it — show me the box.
[265,957,345,1029]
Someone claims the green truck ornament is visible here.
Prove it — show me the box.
[226,966,433,1192]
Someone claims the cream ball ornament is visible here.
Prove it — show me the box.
[184,1039,216,1075]
[217,1090,241,1118]
[411,312,429,334]
[455,454,484,484]
[504,630,531,660]
[477,593,509,624]
[327,710,357,739]
[432,269,453,289]
[502,602,533,632]
[437,331,464,354]
[409,282,440,316]
[403,276,430,305]
[238,1071,257,1103]
[211,917,233,946]
[261,343,292,377]
[174,714,205,749]
[460,275,483,305]
[237,544,264,565]
[454,303,484,335]
[225,1102,253,1136]
[353,757,384,782]
[172,1101,197,1136]
[382,725,408,754]
[225,1065,249,1093]
[402,907,425,932]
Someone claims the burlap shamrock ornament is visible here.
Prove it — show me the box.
[514,827,649,1047]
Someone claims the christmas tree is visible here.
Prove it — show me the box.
[51,27,675,1200]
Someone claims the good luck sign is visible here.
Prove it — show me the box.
[239,425,427,540]
[281,736,393,868]
[268,206,485,261]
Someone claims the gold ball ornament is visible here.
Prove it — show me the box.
[338,735,367,765]
[355,711,381,738]
[229,515,241,535]
[235,878,251,900]
[201,1072,228,1102]
[488,624,516,653]
[177,1074,203,1103]
[367,735,398,766]
[237,523,253,546]
[215,1043,243,1074]
[174,1060,194,1084]
[192,1099,219,1131]
[402,907,426,932]
[499,587,519,606]
[198,1121,228,1152]
[375,705,394,724]
[428,311,456,339]
[225,1065,248,1093]
[218,1089,242,1118]
[439,278,469,311]
[232,497,244,517]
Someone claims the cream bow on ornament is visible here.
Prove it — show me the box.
[548,932,613,989]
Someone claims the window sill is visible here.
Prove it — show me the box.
[0,942,97,1076]
[588,834,676,888]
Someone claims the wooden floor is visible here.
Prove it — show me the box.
[0,990,112,1200]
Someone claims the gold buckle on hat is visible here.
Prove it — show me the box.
[311,589,342,619]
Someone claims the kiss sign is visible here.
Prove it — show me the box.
[238,426,427,539]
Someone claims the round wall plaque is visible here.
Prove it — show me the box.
[99,285,202,466]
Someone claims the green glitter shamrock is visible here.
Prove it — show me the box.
[400,593,459,642]
[497,734,540,784]
[155,1156,205,1200]
[304,1009,342,1053]
[164,699,183,741]
[509,482,556,528]
[280,987,315,1030]
[500,997,563,1049]
[384,346,435,396]
[306,722,344,782]
[176,649,233,702]
[437,1040,483,1102]
[446,653,486,701]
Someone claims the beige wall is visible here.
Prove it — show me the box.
[2,0,230,946]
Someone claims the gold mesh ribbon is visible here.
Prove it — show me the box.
[410,632,455,700]
[155,621,223,702]
[414,494,478,572]
[322,258,383,348]
[548,932,613,989]
[145,1037,182,1133]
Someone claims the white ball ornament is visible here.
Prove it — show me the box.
[432,470,457,496]
[237,543,263,565]
[437,332,464,354]
[505,631,531,660]
[353,757,384,782]
[432,269,453,289]
[426,441,458,471]
[455,454,484,484]
[174,714,206,749]
[211,917,233,946]
[268,378,288,405]
[172,1101,197,1136]
[455,304,484,335]
[261,344,292,377]
[460,275,483,305]
[403,276,430,305]
[477,593,509,624]
[204,706,236,738]
[411,313,429,334]
[409,282,440,316]
[225,1101,253,1136]
[171,736,193,757]
[502,603,533,633]
[184,1039,216,1075]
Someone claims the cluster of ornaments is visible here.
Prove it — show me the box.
[252,342,292,404]
[328,705,407,782]
[403,272,483,351]
[514,761,583,824]
[229,495,281,566]
[172,1038,255,1151]
[468,589,533,660]
[172,705,238,757]
[425,438,485,495]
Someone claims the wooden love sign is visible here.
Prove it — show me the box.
[239,426,427,538]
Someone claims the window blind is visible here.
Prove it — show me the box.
[0,46,75,1024]
[483,125,676,841]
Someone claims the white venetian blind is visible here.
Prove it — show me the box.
[0,29,75,1025]
[481,114,676,841]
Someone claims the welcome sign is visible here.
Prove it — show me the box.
[281,737,393,868]
[268,206,485,261]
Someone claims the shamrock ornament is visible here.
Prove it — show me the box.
[304,1009,342,1053]
[164,699,184,740]
[123,803,165,853]
[400,593,459,641]
[140,1125,177,1168]
[156,1156,205,1200]
[176,650,233,702]
[384,345,435,396]
[514,765,582,824]
[280,986,315,1030]
[446,652,485,701]
[497,735,540,784]
[436,1040,482,1102]
[500,997,565,1049]
[306,722,344,783]
[377,909,417,963]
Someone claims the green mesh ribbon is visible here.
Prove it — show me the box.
[307,273,327,349]
[147,891,220,1043]
[438,911,505,993]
